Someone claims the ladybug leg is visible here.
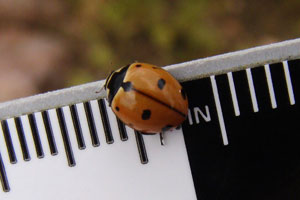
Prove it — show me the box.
[159,132,165,146]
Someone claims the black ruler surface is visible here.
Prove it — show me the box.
[182,59,299,200]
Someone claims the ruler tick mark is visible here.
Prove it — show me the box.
[42,111,58,155]
[98,99,114,144]
[1,120,17,164]
[134,131,148,164]
[14,117,31,161]
[28,114,45,158]
[210,76,229,146]
[70,105,86,150]
[116,118,128,141]
[0,151,9,192]
[227,72,240,116]
[84,102,100,147]
[283,61,296,105]
[246,68,259,112]
[56,108,76,167]
[264,64,277,109]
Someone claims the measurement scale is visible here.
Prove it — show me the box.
[0,38,299,200]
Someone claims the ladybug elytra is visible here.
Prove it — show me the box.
[104,62,188,135]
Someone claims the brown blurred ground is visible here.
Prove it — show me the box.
[0,0,300,102]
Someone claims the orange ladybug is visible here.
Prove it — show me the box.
[104,62,188,134]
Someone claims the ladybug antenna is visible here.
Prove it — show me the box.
[95,83,106,96]
[96,68,114,96]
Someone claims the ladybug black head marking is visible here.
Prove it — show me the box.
[105,64,130,106]
[104,71,114,90]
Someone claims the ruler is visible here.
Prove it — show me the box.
[0,38,299,200]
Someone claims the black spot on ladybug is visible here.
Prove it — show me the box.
[121,81,133,92]
[180,88,187,100]
[142,109,151,120]
[135,64,142,67]
[162,125,173,132]
[115,106,120,111]
[157,78,166,90]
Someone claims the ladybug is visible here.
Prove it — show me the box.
[104,62,188,135]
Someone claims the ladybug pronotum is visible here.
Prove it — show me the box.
[104,62,188,135]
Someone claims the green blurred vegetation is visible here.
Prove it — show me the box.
[59,0,300,86]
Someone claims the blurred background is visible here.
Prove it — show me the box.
[0,0,300,102]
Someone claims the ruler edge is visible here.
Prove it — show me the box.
[1,38,300,120]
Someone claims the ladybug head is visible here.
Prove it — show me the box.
[104,64,130,106]
[104,70,114,91]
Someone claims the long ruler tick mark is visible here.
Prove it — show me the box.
[210,76,229,146]
[283,61,296,105]
[246,68,259,112]
[227,72,240,116]
[264,64,277,109]
[56,108,76,167]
